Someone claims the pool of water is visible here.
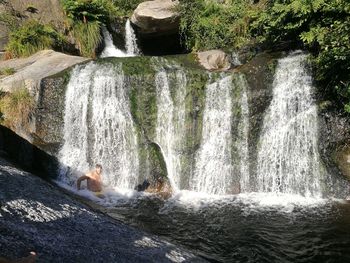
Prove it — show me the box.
[105,192,350,263]
[58,183,350,262]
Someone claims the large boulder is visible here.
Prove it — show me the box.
[197,50,232,71]
[0,50,89,94]
[131,0,180,36]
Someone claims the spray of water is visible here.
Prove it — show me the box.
[58,62,139,190]
[257,52,324,197]
[125,19,141,56]
[154,67,187,191]
[100,28,127,58]
[190,75,234,195]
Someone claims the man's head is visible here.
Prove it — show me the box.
[95,164,102,174]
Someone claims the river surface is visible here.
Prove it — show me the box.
[97,191,350,263]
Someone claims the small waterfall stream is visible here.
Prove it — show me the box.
[190,75,234,195]
[125,19,141,56]
[59,62,139,189]
[154,66,187,190]
[100,28,127,58]
[257,52,324,197]
[101,20,140,58]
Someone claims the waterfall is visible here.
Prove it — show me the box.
[235,75,250,193]
[100,27,127,58]
[58,62,139,189]
[154,67,187,190]
[256,52,324,197]
[125,19,141,56]
[190,75,234,195]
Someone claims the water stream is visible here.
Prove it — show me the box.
[58,62,139,189]
[154,66,187,190]
[125,19,141,56]
[100,20,140,58]
[257,52,325,197]
[100,28,127,58]
[190,75,234,195]
[56,52,350,262]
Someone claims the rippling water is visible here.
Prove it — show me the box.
[106,192,350,262]
[57,182,350,262]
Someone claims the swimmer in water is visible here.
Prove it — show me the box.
[77,164,104,198]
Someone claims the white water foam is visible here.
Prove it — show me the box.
[125,19,141,56]
[190,75,234,195]
[58,62,139,190]
[154,67,187,191]
[257,52,325,198]
[100,27,127,58]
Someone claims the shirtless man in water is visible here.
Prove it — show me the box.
[77,164,103,195]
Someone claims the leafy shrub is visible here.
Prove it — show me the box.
[71,21,102,57]
[0,88,35,129]
[5,20,66,58]
[251,0,350,112]
[113,0,144,16]
[61,0,118,57]
[178,0,264,51]
[62,0,117,23]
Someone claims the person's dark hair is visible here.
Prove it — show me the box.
[95,164,102,169]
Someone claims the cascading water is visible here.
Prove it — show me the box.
[100,20,140,58]
[235,75,250,193]
[256,52,325,197]
[125,19,141,56]
[190,75,234,195]
[154,67,187,190]
[58,62,139,189]
[100,27,127,58]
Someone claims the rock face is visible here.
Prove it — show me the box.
[131,0,180,36]
[1,51,349,196]
[0,0,67,51]
[334,145,350,180]
[0,50,89,94]
[0,157,205,263]
[197,50,232,71]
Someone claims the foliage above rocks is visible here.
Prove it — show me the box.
[178,0,350,113]
[5,20,66,58]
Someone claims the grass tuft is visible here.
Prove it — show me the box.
[0,87,35,129]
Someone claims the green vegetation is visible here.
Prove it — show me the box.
[179,0,350,113]
[251,0,350,112]
[0,67,16,76]
[62,0,118,57]
[178,0,265,51]
[0,12,20,30]
[0,88,35,129]
[62,0,117,24]
[5,20,66,58]
[113,0,144,16]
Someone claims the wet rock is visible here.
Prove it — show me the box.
[0,158,206,263]
[334,145,350,181]
[197,50,231,71]
[131,0,180,36]
[0,50,89,94]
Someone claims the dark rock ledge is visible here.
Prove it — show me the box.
[0,158,205,263]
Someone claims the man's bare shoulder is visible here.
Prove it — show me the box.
[85,171,94,178]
